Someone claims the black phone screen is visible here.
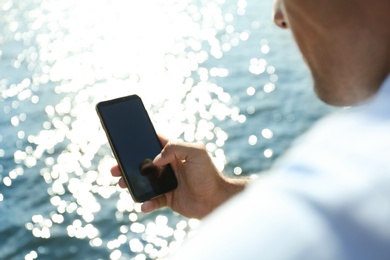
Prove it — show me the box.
[96,95,177,202]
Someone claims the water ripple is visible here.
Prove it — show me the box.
[0,0,332,259]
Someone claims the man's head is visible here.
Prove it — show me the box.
[273,0,390,106]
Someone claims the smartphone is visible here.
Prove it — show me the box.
[96,95,178,202]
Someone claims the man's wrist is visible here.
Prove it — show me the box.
[208,176,249,212]
[224,176,250,196]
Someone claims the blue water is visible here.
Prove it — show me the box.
[0,0,332,259]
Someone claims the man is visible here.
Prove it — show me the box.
[112,0,390,258]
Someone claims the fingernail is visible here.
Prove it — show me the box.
[153,153,161,164]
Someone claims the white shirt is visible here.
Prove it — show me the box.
[170,75,390,260]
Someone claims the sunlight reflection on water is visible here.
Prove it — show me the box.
[0,0,250,259]
[0,0,332,259]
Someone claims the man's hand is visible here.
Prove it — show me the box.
[111,135,248,219]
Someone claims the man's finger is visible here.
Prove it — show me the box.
[118,178,127,188]
[110,165,122,177]
[141,195,168,213]
[153,141,205,166]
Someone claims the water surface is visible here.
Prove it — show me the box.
[0,0,332,259]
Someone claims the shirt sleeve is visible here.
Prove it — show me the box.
[168,107,390,260]
[168,177,338,259]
